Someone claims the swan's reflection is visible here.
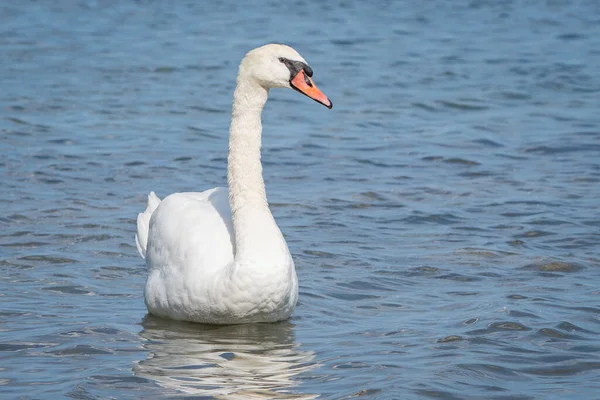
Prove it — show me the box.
[134,315,318,399]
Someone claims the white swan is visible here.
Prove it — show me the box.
[135,44,332,324]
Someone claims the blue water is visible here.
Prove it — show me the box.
[2,1,600,399]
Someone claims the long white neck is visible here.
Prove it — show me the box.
[227,77,286,262]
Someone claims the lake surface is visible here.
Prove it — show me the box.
[1,1,600,398]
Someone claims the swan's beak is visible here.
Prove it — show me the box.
[290,70,332,109]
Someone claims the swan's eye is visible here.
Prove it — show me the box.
[278,57,286,63]
[303,65,313,77]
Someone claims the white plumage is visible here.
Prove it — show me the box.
[135,44,331,324]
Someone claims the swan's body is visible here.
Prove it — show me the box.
[135,44,331,324]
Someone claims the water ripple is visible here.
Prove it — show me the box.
[1,0,600,398]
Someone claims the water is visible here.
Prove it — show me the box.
[1,1,600,398]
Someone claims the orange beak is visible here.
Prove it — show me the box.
[290,70,332,109]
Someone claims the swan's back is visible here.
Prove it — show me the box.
[145,188,234,274]
[140,188,241,321]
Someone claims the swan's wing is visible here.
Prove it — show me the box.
[145,187,234,277]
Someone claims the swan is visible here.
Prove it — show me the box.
[135,44,332,324]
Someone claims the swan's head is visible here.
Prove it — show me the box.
[239,44,332,109]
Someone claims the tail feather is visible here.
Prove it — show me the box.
[135,191,161,259]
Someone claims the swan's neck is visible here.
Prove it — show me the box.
[227,78,285,261]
